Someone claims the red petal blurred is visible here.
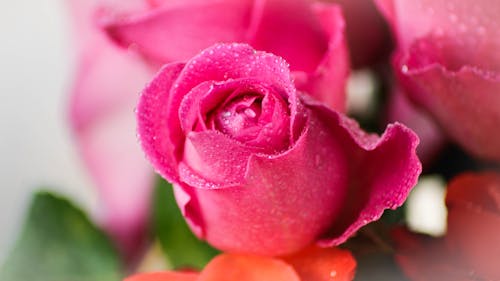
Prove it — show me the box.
[125,271,199,281]
[283,246,356,281]
[445,172,500,281]
[198,254,300,281]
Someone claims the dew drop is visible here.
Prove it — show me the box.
[401,65,409,73]
[244,108,257,118]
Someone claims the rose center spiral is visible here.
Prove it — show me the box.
[216,95,262,138]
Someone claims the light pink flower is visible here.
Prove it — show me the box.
[101,0,349,112]
[138,43,421,255]
[376,0,500,161]
[68,0,155,260]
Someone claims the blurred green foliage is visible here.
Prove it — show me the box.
[0,191,122,281]
[152,178,219,270]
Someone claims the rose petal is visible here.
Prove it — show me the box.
[187,103,350,255]
[137,62,185,183]
[378,0,500,59]
[101,0,254,63]
[283,246,356,281]
[249,0,328,73]
[292,3,349,112]
[181,130,258,186]
[124,271,199,281]
[198,254,300,281]
[395,38,500,161]
[301,100,421,246]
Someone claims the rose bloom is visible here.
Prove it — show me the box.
[69,0,349,259]
[375,0,500,161]
[138,43,421,255]
[393,172,500,281]
[126,246,355,281]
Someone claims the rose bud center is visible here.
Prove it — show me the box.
[203,83,291,153]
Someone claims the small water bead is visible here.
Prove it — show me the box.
[244,108,257,118]
[401,65,409,73]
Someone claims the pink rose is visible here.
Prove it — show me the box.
[101,0,349,112]
[376,0,500,161]
[68,0,350,259]
[137,43,421,255]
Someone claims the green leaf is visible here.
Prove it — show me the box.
[152,178,218,269]
[0,191,122,281]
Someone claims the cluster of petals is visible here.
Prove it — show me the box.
[376,0,500,161]
[68,0,350,258]
[394,172,500,281]
[126,246,356,281]
[137,43,421,255]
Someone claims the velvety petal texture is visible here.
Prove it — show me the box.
[124,246,356,281]
[102,0,349,112]
[376,0,500,161]
[68,0,156,260]
[394,172,500,281]
[137,43,421,255]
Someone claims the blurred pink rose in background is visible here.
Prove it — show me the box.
[67,0,155,261]
[376,0,500,161]
[68,0,350,260]
[137,43,421,255]
[394,172,500,281]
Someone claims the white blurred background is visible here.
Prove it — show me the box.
[0,0,96,262]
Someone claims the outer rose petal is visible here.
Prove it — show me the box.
[102,0,254,63]
[283,246,356,281]
[395,44,500,160]
[68,0,156,260]
[293,3,349,112]
[303,100,421,246]
[102,0,349,112]
[376,0,500,161]
[124,271,199,281]
[198,254,300,281]
[375,0,500,55]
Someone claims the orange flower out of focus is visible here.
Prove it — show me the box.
[125,246,356,281]
[394,172,500,281]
